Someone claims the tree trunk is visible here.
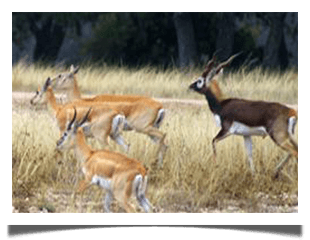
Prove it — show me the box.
[173,13,197,68]
[263,13,287,68]
[29,16,66,62]
[215,13,235,61]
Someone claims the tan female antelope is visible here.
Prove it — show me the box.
[189,54,298,177]
[30,78,129,152]
[49,65,167,167]
[56,107,151,213]
[53,65,154,103]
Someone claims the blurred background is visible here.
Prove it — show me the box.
[12,12,298,70]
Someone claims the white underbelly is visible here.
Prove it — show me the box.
[91,175,111,190]
[229,121,268,136]
[213,114,268,136]
[214,114,222,127]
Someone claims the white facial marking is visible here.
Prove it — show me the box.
[229,121,268,136]
[196,77,204,89]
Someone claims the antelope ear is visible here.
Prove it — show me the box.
[202,70,208,78]
[70,65,75,72]
[73,66,80,74]
[42,77,52,91]
[217,68,224,78]
[70,65,79,74]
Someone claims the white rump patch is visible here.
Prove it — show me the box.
[154,109,165,128]
[229,121,268,136]
[111,114,125,136]
[133,174,151,212]
[133,174,143,193]
[288,116,297,135]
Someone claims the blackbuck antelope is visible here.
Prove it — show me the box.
[189,54,298,176]
[49,65,167,167]
[56,108,151,213]
[30,78,129,152]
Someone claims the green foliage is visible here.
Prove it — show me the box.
[81,13,177,66]
[12,13,99,54]
[233,26,263,67]
[234,26,256,52]
[193,13,218,57]
[13,12,297,69]
[12,13,31,48]
[82,13,134,62]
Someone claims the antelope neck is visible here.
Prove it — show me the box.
[67,76,82,101]
[46,87,62,117]
[204,88,223,114]
[74,128,92,163]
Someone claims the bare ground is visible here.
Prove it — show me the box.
[12,187,298,213]
[12,91,299,110]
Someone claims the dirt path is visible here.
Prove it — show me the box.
[12,91,298,110]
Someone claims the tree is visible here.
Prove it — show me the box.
[82,13,177,66]
[12,13,97,62]
[29,14,66,62]
[215,13,235,61]
[173,12,198,67]
[263,12,287,68]
[12,12,296,69]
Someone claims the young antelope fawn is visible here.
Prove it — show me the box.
[56,107,151,213]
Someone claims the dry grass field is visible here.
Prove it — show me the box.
[12,61,298,213]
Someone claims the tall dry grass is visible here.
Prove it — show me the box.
[12,60,298,104]
[12,62,298,213]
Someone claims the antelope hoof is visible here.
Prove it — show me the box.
[151,158,163,170]
[273,171,280,179]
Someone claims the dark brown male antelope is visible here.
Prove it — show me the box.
[189,54,298,176]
